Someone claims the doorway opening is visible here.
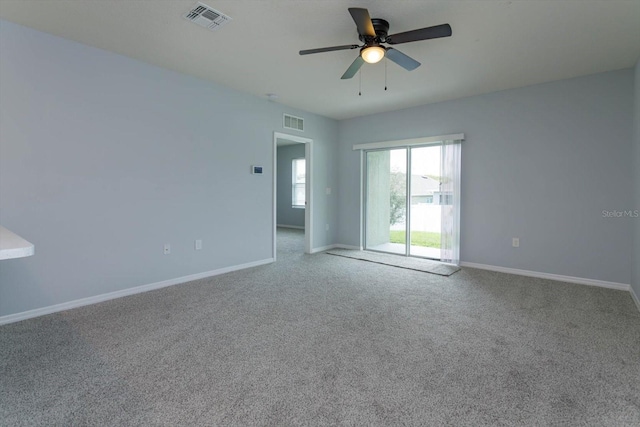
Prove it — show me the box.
[273,132,313,259]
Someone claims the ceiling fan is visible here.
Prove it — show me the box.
[299,8,452,79]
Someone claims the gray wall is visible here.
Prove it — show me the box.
[633,59,640,300]
[276,144,305,228]
[0,20,339,317]
[338,69,634,285]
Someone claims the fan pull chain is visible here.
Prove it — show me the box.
[359,70,362,96]
[384,58,388,91]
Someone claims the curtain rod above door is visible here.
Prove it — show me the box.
[352,133,465,151]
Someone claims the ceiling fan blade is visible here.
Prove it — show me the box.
[348,8,375,37]
[387,24,452,45]
[341,56,365,80]
[299,44,360,55]
[386,48,421,71]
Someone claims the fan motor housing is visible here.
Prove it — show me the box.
[359,18,390,43]
[372,19,390,36]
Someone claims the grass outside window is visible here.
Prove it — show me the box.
[390,230,441,248]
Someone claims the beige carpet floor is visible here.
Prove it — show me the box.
[1,228,639,426]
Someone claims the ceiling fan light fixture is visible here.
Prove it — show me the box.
[299,8,451,79]
[361,46,385,64]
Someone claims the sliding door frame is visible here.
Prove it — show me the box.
[359,134,464,261]
[363,147,411,257]
[363,145,437,260]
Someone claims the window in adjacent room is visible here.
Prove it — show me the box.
[292,158,306,208]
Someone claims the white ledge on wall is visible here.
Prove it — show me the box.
[352,133,465,151]
[0,226,34,260]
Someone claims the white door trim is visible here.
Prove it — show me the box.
[273,132,313,259]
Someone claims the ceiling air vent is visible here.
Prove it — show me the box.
[184,2,231,31]
[284,114,304,132]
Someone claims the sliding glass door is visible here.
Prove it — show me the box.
[364,140,461,264]
[409,145,442,259]
[364,148,407,255]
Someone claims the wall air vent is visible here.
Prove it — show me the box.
[284,114,304,132]
[184,2,231,31]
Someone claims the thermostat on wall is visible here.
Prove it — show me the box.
[251,165,263,175]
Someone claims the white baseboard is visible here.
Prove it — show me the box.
[310,244,338,254]
[276,224,305,230]
[310,243,362,254]
[631,286,640,312]
[0,258,274,326]
[460,262,630,291]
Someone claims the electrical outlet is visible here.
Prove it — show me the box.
[512,238,520,248]
[195,239,202,250]
[164,243,171,255]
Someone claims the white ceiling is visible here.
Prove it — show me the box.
[1,1,639,120]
